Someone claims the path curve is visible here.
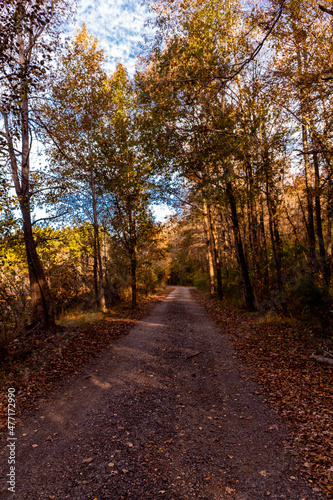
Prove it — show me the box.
[0,287,322,499]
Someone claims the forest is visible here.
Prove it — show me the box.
[2,0,333,341]
[0,0,333,497]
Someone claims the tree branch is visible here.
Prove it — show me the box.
[318,4,333,15]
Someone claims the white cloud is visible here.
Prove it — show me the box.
[72,0,154,74]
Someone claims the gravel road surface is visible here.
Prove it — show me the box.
[0,287,322,499]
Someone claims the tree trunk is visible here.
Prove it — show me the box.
[208,206,223,299]
[326,183,332,281]
[2,54,55,328]
[202,202,215,297]
[130,248,137,309]
[265,176,283,292]
[226,180,256,311]
[20,200,55,328]
[302,124,317,270]
[259,196,269,293]
[246,160,262,301]
[312,140,329,286]
[92,224,99,306]
[129,209,137,309]
[91,171,106,311]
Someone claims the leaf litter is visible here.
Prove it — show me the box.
[192,290,333,498]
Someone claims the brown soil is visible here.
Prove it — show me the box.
[191,289,332,498]
[0,287,324,499]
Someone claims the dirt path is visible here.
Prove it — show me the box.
[0,287,322,499]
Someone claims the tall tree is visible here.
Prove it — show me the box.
[0,0,71,327]
[42,25,109,311]
[100,64,158,309]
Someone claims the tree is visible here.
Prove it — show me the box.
[140,0,259,309]
[0,0,71,328]
[42,24,109,311]
[100,64,159,308]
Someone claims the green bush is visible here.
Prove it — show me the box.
[193,273,210,293]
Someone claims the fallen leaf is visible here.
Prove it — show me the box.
[225,486,235,494]
[32,444,38,448]
[82,457,94,463]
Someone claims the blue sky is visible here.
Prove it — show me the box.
[70,1,173,221]
[73,0,153,74]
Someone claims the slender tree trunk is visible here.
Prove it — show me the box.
[220,211,232,279]
[312,140,329,285]
[265,176,283,292]
[246,160,261,301]
[259,196,269,293]
[130,248,137,309]
[208,206,223,299]
[295,42,317,272]
[302,124,317,270]
[96,225,106,311]
[91,172,106,311]
[226,180,256,311]
[327,180,333,281]
[129,210,137,309]
[203,202,216,297]
[92,224,99,305]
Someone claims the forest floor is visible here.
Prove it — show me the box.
[0,286,329,499]
[192,290,332,498]
[0,288,171,434]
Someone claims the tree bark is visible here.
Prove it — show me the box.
[208,206,223,299]
[129,209,137,309]
[259,196,269,293]
[246,159,262,301]
[226,180,256,311]
[91,171,106,311]
[302,124,317,271]
[130,248,137,309]
[202,202,216,297]
[20,199,55,327]
[265,175,283,292]
[2,47,55,328]
[312,139,329,286]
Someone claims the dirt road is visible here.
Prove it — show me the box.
[0,287,322,499]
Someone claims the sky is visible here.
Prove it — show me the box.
[71,1,173,221]
[73,0,153,74]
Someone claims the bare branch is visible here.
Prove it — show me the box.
[318,4,333,15]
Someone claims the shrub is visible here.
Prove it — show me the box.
[293,274,332,335]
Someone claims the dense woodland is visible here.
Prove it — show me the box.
[1,0,333,346]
